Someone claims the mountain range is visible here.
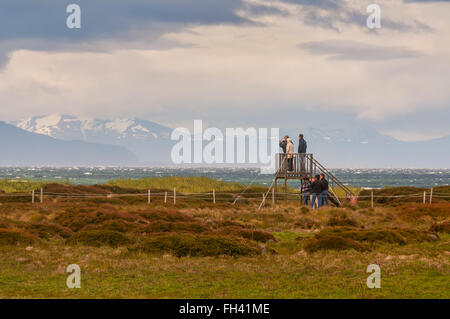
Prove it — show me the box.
[0,121,137,166]
[3,114,450,168]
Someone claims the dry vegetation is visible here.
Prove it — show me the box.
[0,181,449,298]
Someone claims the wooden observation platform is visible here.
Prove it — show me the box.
[271,153,354,206]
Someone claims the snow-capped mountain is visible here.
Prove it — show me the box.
[13,115,171,142]
[8,115,450,167]
[0,121,137,166]
[11,115,174,163]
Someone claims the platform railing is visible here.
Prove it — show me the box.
[275,153,314,178]
[275,153,354,199]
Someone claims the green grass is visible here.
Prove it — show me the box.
[0,241,448,298]
[107,176,246,193]
[0,183,448,299]
[0,179,46,193]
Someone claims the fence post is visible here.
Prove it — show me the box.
[40,188,43,203]
[429,188,433,204]
[423,191,426,205]
[213,189,216,204]
[32,190,35,204]
[262,193,266,207]
[173,187,176,205]
[371,191,374,209]
[164,191,167,204]
[272,188,275,205]
[148,189,151,204]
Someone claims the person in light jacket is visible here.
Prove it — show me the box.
[286,138,294,171]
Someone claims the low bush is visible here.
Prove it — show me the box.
[0,228,38,245]
[54,206,144,231]
[139,220,209,234]
[326,216,359,227]
[430,221,450,233]
[66,230,132,247]
[81,220,139,233]
[294,217,321,229]
[0,219,10,229]
[137,209,195,223]
[133,234,261,257]
[23,222,73,239]
[317,227,439,245]
[304,235,369,253]
[215,226,275,242]
[397,203,450,219]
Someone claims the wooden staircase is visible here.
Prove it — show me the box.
[272,153,354,206]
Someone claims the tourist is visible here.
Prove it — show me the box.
[297,134,307,153]
[298,134,307,172]
[310,175,322,208]
[301,178,311,205]
[286,138,294,171]
[319,173,329,206]
[279,136,288,154]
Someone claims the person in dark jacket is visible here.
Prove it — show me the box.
[298,134,307,172]
[319,173,329,206]
[301,178,311,205]
[297,134,307,153]
[310,175,322,208]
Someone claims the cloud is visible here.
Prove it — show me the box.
[0,0,262,66]
[405,0,450,2]
[299,40,421,60]
[0,0,449,140]
[273,0,432,32]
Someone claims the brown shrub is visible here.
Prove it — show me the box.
[23,222,73,239]
[397,203,450,219]
[317,227,439,245]
[139,220,209,234]
[54,206,145,231]
[66,230,132,247]
[304,235,369,253]
[0,228,38,245]
[430,220,450,233]
[326,216,359,227]
[43,183,118,195]
[81,219,139,233]
[0,219,10,229]
[133,233,261,257]
[212,220,253,229]
[215,226,275,243]
[294,217,321,229]
[300,206,310,214]
[137,209,195,223]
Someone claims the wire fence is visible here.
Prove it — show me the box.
[0,187,449,207]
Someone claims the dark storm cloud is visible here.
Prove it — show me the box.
[299,40,421,60]
[0,0,252,42]
[0,0,266,67]
[0,1,435,45]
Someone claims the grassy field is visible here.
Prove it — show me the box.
[0,180,449,299]
[0,179,46,194]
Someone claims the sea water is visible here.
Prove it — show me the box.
[0,167,448,188]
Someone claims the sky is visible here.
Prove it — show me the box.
[0,0,449,141]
